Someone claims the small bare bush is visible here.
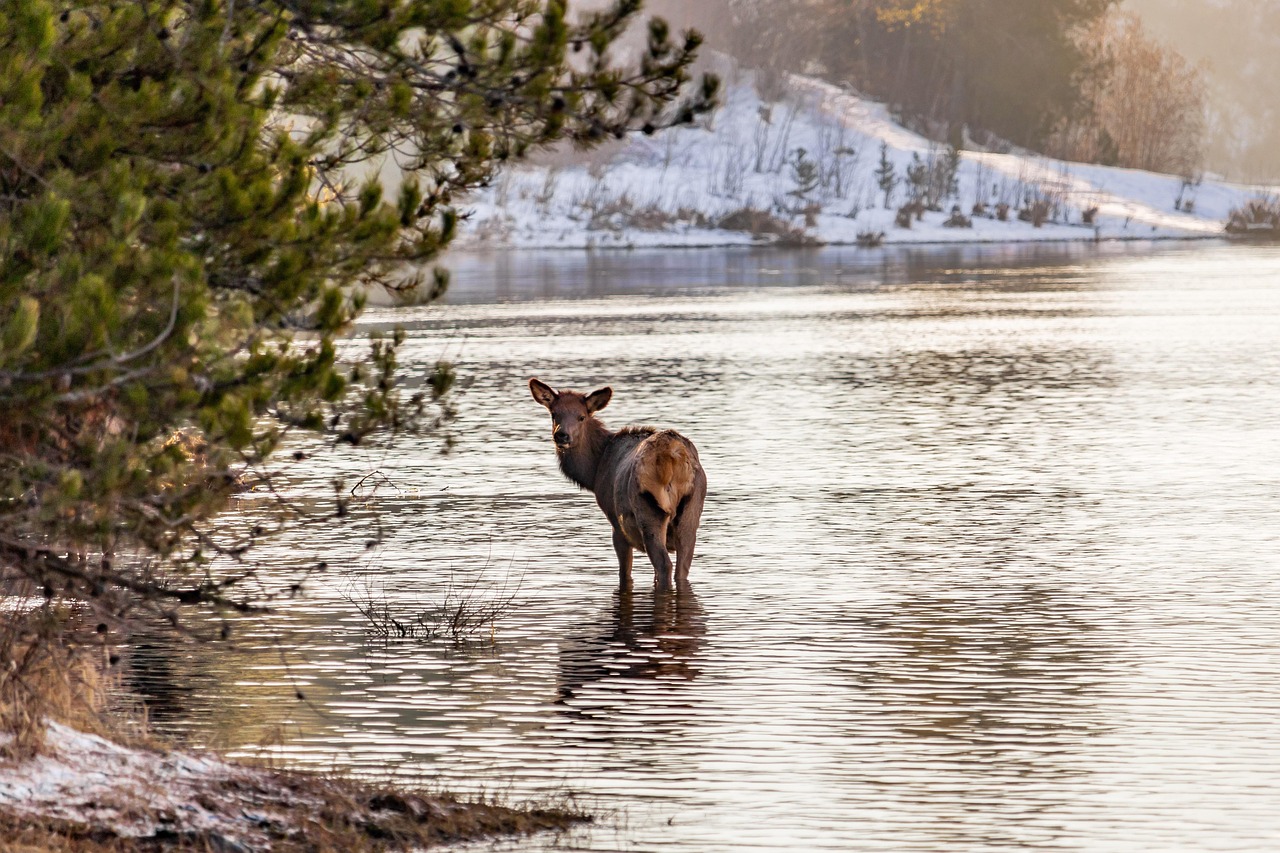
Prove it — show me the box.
[710,143,748,197]
[752,95,803,175]
[534,168,560,210]
[717,206,816,244]
[348,566,522,645]
[1019,199,1052,228]
[894,201,925,229]
[1226,197,1280,239]
[943,207,972,228]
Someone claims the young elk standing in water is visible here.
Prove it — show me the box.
[529,378,706,592]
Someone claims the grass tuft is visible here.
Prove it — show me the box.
[0,603,114,760]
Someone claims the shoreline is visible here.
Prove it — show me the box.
[0,721,587,851]
[448,231,1235,255]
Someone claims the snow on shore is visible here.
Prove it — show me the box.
[0,721,581,848]
[0,722,275,844]
[454,69,1274,250]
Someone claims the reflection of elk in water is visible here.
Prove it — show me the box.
[557,591,706,714]
[529,378,707,592]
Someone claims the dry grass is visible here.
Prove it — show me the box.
[0,604,115,760]
[1226,197,1280,238]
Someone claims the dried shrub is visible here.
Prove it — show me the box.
[895,201,925,229]
[348,566,522,645]
[1226,198,1280,239]
[943,207,973,228]
[717,206,816,244]
[1019,199,1053,228]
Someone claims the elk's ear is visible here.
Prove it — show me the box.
[585,386,612,413]
[529,378,557,409]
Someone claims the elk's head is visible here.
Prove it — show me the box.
[529,378,611,451]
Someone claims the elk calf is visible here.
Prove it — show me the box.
[529,378,706,592]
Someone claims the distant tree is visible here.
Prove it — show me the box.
[1045,9,1206,174]
[0,0,715,627]
[906,152,929,204]
[1078,11,1207,174]
[943,145,963,201]
[875,142,899,208]
[788,147,821,199]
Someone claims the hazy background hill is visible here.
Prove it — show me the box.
[1123,0,1280,181]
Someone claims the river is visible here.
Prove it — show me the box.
[135,242,1280,851]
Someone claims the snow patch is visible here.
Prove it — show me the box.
[0,722,277,844]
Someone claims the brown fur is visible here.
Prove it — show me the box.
[634,431,695,516]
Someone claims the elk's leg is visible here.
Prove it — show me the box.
[642,529,675,593]
[673,527,698,591]
[672,491,704,591]
[612,526,633,591]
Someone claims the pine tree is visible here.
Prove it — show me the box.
[875,143,899,208]
[906,153,929,204]
[942,145,963,202]
[0,0,716,624]
[788,147,820,199]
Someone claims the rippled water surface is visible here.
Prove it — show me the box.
[146,243,1280,850]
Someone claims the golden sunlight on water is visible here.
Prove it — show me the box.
[133,243,1280,851]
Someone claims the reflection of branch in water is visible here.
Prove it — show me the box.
[555,591,707,726]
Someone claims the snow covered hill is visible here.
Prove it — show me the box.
[452,69,1275,250]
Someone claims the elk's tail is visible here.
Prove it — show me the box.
[635,430,696,516]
